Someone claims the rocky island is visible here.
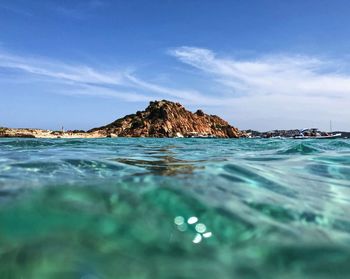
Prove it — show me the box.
[0,100,244,138]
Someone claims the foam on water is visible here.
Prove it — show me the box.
[0,138,350,278]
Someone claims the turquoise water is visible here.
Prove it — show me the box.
[0,138,350,279]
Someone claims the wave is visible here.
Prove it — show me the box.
[277,142,322,155]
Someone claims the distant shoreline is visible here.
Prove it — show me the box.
[0,100,245,139]
[0,127,349,139]
[0,128,105,139]
[1,101,349,139]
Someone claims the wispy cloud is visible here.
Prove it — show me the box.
[59,84,160,102]
[169,46,350,98]
[125,74,209,104]
[0,50,212,105]
[53,0,107,20]
[0,3,32,17]
[0,52,124,85]
[1,47,350,130]
[169,47,350,130]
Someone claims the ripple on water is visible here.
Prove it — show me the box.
[0,139,55,148]
[114,156,202,176]
[222,163,297,197]
[0,138,349,279]
[278,142,322,155]
[307,162,350,181]
[64,159,122,169]
[10,161,63,173]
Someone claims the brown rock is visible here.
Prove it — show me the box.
[89,100,243,138]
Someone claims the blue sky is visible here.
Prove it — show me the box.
[1,0,350,131]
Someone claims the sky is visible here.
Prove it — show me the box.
[1,0,350,131]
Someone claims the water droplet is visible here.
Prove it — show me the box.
[174,216,184,225]
[187,216,198,224]
[177,223,188,232]
[203,232,212,238]
[193,233,202,244]
[195,223,206,233]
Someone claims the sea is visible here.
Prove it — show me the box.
[0,138,350,279]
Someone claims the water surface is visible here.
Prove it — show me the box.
[0,138,350,279]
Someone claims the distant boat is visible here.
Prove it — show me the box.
[293,128,342,139]
[187,132,216,138]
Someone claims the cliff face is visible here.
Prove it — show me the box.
[89,100,242,138]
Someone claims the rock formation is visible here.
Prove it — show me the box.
[89,100,243,138]
[0,100,244,138]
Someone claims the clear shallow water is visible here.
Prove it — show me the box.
[0,138,350,279]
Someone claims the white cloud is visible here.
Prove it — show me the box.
[53,0,106,20]
[0,51,219,105]
[59,84,160,102]
[125,74,217,104]
[169,46,350,98]
[0,52,123,85]
[0,51,158,103]
[1,47,350,130]
[169,47,350,130]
